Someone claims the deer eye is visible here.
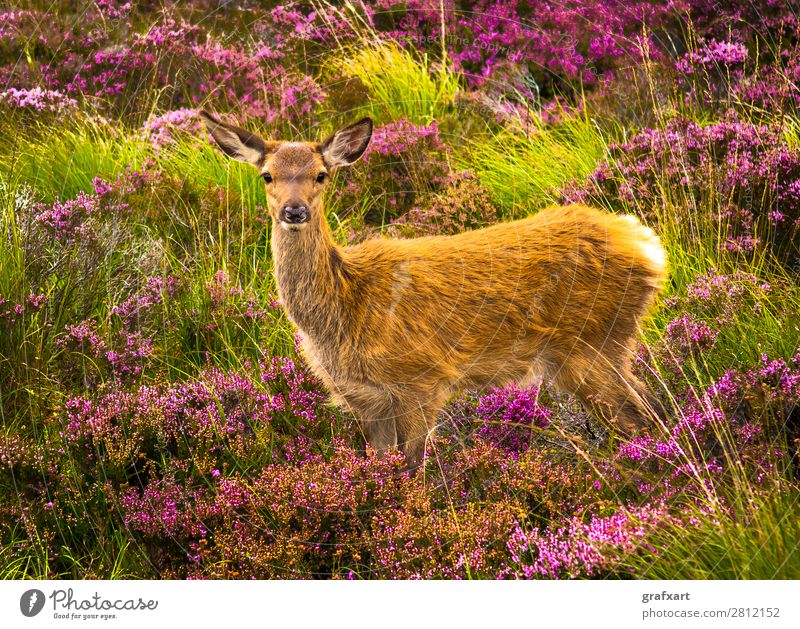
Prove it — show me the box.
[316,172,327,183]
[262,173,273,183]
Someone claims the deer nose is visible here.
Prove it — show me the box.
[280,204,309,224]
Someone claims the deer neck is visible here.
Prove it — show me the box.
[271,219,344,340]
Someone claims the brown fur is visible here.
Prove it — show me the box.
[201,112,668,468]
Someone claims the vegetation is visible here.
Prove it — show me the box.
[0,0,798,579]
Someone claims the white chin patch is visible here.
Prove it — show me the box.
[280,221,308,232]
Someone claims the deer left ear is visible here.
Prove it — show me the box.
[320,117,373,168]
[200,110,266,167]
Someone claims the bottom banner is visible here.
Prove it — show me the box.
[1,580,796,628]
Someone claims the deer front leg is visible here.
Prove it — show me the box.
[341,385,446,470]
[394,391,447,471]
[359,413,398,454]
[340,387,399,456]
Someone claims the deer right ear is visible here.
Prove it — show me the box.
[199,110,266,167]
[320,117,373,168]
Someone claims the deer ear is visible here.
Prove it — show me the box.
[320,117,373,168]
[199,110,266,167]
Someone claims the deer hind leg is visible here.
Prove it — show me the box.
[552,348,659,434]
[629,374,670,425]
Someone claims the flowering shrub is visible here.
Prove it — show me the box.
[0,87,77,113]
[0,293,47,327]
[661,315,719,366]
[33,191,118,244]
[451,384,552,457]
[142,109,202,149]
[335,118,450,226]
[112,276,179,328]
[616,352,800,496]
[564,117,800,259]
[682,0,799,44]
[57,320,154,380]
[4,339,798,578]
[447,0,673,90]
[675,270,773,326]
[33,12,323,124]
[639,269,777,396]
[309,1,675,93]
[32,168,158,244]
[505,506,666,579]
[205,270,272,324]
[0,9,66,60]
[675,35,800,113]
[387,171,499,237]
[707,353,800,447]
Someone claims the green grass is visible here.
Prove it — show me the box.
[624,489,800,579]
[155,136,268,215]
[458,113,607,214]
[645,261,800,380]
[0,115,152,202]
[330,41,460,125]
[0,114,296,406]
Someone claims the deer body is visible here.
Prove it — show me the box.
[201,112,668,467]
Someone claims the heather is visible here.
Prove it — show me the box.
[563,118,800,260]
[1,1,799,580]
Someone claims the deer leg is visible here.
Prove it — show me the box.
[630,375,670,425]
[341,388,398,455]
[572,374,647,433]
[393,392,447,471]
[359,414,398,454]
[553,350,657,434]
[342,385,446,467]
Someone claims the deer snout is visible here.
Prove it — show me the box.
[279,204,309,225]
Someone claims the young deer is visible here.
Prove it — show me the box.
[200,111,668,468]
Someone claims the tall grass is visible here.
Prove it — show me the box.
[624,489,800,579]
[0,115,151,202]
[330,41,460,125]
[0,113,294,402]
[458,114,607,214]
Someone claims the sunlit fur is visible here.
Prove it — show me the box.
[201,112,668,468]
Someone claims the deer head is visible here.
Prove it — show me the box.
[200,111,373,233]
